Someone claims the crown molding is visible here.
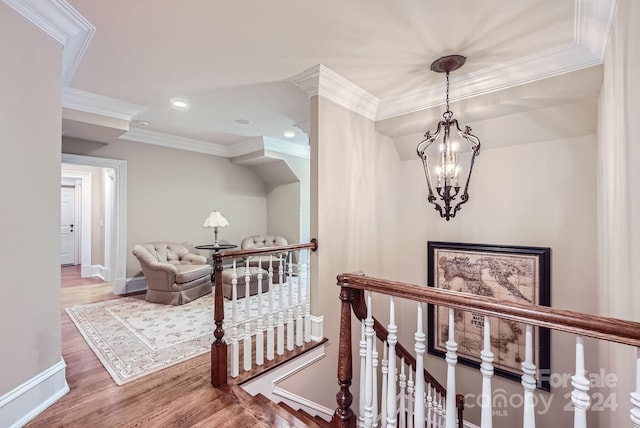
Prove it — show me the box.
[3,0,95,86]
[263,136,310,159]
[119,128,229,157]
[63,87,146,121]
[288,64,379,121]
[575,0,618,60]
[121,128,310,160]
[226,137,265,158]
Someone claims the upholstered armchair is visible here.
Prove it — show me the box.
[240,235,288,283]
[132,242,212,305]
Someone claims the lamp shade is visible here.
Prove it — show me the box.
[203,211,229,228]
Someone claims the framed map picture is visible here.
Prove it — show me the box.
[427,241,551,391]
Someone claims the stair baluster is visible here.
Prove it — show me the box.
[571,335,590,428]
[287,252,295,351]
[296,254,304,347]
[521,324,537,428]
[380,344,389,428]
[632,348,640,427]
[359,321,366,428]
[373,347,379,428]
[277,253,285,356]
[304,249,312,343]
[387,296,398,428]
[480,315,494,428]
[230,260,240,377]
[444,309,457,428]
[414,303,426,428]
[407,370,414,428]
[255,257,264,366]
[364,292,375,428]
[266,255,275,361]
[399,359,407,428]
[243,265,252,372]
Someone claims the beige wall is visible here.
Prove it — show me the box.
[267,181,300,244]
[0,4,62,394]
[280,96,404,409]
[598,0,640,426]
[260,151,311,244]
[62,137,267,277]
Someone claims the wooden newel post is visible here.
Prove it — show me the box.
[456,393,465,428]
[331,283,357,427]
[211,253,228,386]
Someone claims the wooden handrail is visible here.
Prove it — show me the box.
[210,239,318,387]
[215,238,318,260]
[339,273,640,347]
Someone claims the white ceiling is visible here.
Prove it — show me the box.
[8,0,615,155]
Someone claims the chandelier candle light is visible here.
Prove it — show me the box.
[203,211,229,247]
[416,55,480,221]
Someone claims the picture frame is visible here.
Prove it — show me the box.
[427,241,551,391]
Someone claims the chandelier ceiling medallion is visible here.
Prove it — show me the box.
[416,55,481,221]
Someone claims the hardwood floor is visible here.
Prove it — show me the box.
[27,266,324,427]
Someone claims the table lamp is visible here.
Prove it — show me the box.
[203,211,229,247]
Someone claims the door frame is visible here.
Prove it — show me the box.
[60,176,87,267]
[61,153,128,293]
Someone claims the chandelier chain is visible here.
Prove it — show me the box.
[444,71,452,120]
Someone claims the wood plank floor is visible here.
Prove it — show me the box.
[26,266,323,427]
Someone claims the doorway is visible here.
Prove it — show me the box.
[61,153,128,293]
[60,184,78,265]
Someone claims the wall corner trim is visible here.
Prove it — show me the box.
[0,358,69,428]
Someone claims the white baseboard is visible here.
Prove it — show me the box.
[115,276,147,295]
[80,263,92,278]
[91,265,106,280]
[241,343,333,421]
[0,358,69,428]
[310,315,324,342]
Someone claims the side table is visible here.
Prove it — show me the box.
[195,244,237,280]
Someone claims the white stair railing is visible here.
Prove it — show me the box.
[212,241,319,382]
[333,272,640,428]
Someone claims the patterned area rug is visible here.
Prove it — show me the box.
[66,280,301,385]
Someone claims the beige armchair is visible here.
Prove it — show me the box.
[240,235,288,283]
[132,242,212,305]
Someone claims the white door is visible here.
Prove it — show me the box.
[61,185,76,265]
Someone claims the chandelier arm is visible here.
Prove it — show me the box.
[420,154,436,198]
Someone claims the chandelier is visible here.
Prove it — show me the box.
[416,55,480,221]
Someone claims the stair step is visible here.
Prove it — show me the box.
[277,401,328,428]
[230,387,321,428]
[314,414,330,426]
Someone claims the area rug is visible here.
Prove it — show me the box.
[66,280,302,385]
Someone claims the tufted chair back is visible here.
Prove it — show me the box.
[240,235,288,250]
[240,235,289,282]
[134,242,198,265]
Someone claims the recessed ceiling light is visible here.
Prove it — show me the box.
[170,98,189,109]
[234,118,250,125]
[284,130,296,138]
[133,120,150,127]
